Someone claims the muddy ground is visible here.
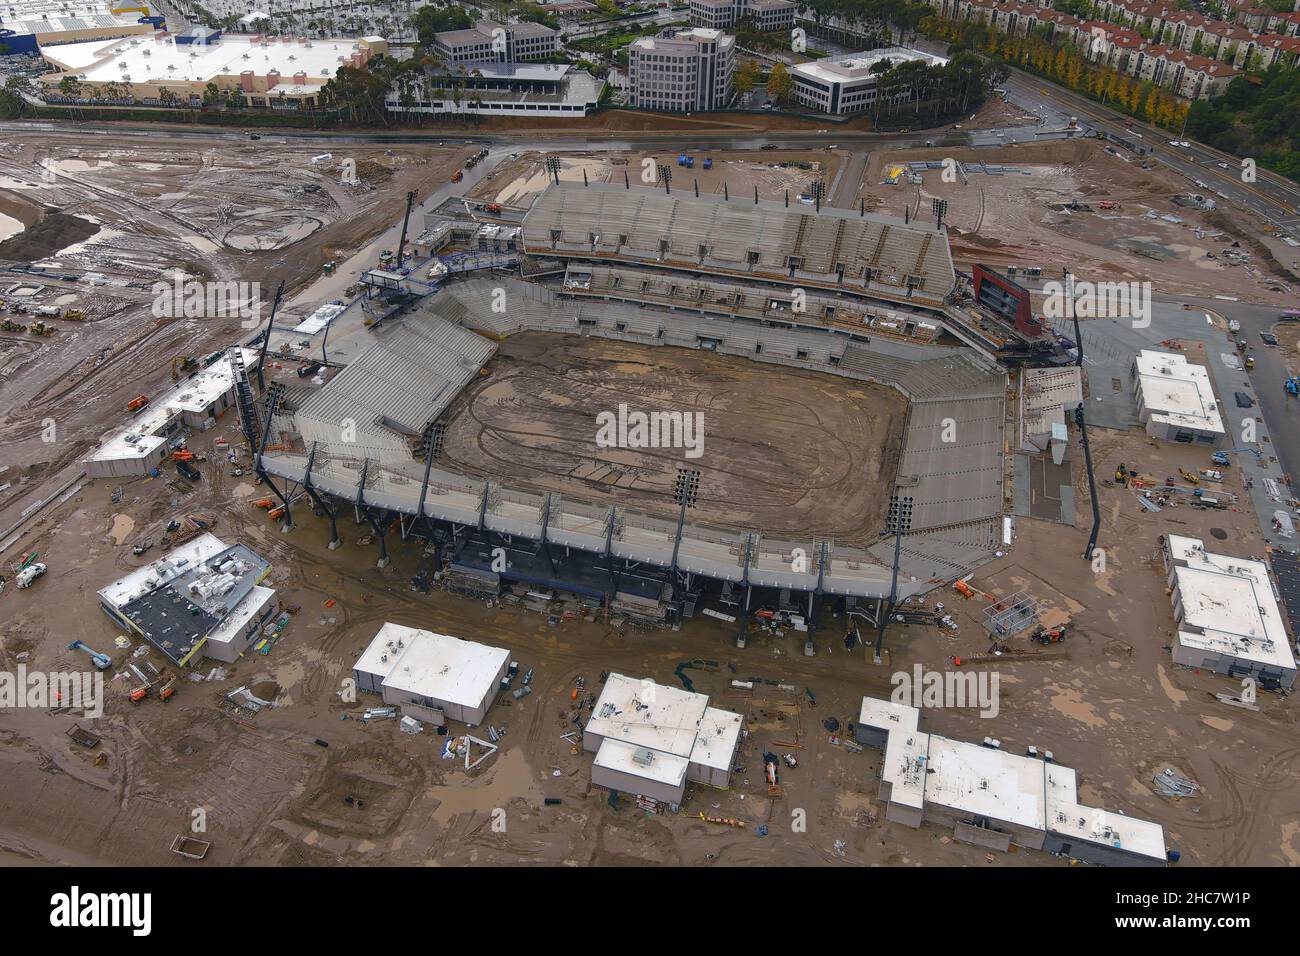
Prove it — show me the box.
[438,332,906,544]
[854,139,1294,306]
[0,133,471,533]
[1,391,1298,866]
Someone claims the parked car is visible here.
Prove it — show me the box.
[1260,332,1279,346]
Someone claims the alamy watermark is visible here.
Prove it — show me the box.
[151,273,263,329]
[891,664,1000,718]
[1,665,103,718]
[1043,277,1151,329]
[595,403,704,460]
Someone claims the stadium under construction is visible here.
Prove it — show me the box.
[239,180,1025,647]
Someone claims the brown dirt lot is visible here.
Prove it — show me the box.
[3,406,1299,867]
[438,332,906,544]
[853,140,1294,306]
[0,133,471,532]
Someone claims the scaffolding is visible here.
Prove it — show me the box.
[982,590,1040,638]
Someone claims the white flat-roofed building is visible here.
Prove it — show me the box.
[583,672,745,804]
[39,33,387,109]
[98,533,276,666]
[628,27,734,112]
[1131,349,1226,447]
[0,0,156,52]
[353,623,511,726]
[432,19,557,64]
[384,61,601,117]
[83,347,257,479]
[857,696,1168,865]
[791,47,947,115]
[1162,534,1295,688]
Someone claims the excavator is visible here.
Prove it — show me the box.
[171,355,199,380]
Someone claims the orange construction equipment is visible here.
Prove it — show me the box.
[954,580,975,599]
[130,687,148,703]
[268,506,285,520]
[127,395,149,412]
[484,202,502,215]
[252,498,274,509]
[172,450,195,461]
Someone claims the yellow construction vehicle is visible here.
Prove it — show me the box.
[171,355,199,380]
[1,319,26,333]
[1179,469,1200,485]
[63,309,86,321]
[28,321,56,336]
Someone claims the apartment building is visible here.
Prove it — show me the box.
[689,0,796,32]
[791,47,948,115]
[432,19,558,64]
[925,0,1248,96]
[627,27,735,111]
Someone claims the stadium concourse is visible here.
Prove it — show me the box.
[256,181,1009,642]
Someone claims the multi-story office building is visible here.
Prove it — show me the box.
[791,47,947,115]
[628,27,735,111]
[432,19,558,64]
[689,0,796,32]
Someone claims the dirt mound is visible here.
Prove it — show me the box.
[0,209,99,261]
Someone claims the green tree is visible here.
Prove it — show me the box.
[767,61,793,104]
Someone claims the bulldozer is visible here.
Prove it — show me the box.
[1,319,27,333]
[28,321,56,336]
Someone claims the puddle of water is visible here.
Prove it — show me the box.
[109,513,134,545]
[0,212,24,243]
[430,745,541,824]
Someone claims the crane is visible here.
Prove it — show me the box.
[68,641,111,671]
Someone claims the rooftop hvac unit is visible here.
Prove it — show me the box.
[631,747,655,767]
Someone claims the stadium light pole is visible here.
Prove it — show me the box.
[545,154,561,184]
[657,163,672,195]
[667,467,701,620]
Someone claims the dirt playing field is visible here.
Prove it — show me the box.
[438,332,907,544]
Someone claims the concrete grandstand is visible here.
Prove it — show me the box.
[255,182,1009,643]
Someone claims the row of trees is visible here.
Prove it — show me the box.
[922,15,1191,130]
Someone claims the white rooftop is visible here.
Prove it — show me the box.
[43,33,382,89]
[594,737,689,787]
[793,46,947,85]
[1045,764,1167,861]
[97,532,227,607]
[1166,534,1295,673]
[1134,349,1226,435]
[864,697,1167,856]
[1,0,148,39]
[354,623,509,709]
[688,706,745,771]
[85,348,254,465]
[924,735,1047,832]
[632,27,730,52]
[586,672,709,758]
[205,584,276,650]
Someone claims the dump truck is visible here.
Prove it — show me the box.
[451,169,464,183]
